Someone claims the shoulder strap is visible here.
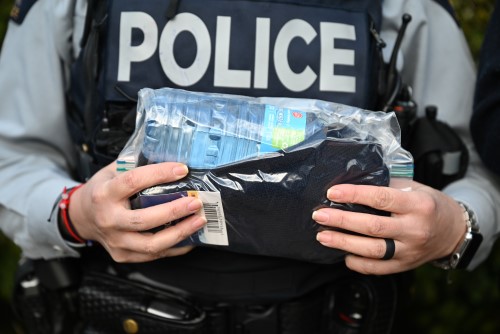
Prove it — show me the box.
[81,0,108,141]
[66,0,110,180]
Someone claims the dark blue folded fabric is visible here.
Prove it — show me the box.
[132,138,390,264]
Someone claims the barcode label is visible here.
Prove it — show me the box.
[197,192,229,246]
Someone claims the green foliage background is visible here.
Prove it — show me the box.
[0,0,498,333]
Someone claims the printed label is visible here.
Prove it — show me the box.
[260,104,307,153]
[190,191,229,246]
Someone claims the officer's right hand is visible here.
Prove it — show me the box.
[66,161,207,262]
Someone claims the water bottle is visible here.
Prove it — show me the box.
[139,88,326,169]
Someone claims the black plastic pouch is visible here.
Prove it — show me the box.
[131,137,390,264]
[79,271,207,333]
[406,106,469,190]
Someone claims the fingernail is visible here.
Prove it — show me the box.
[327,188,342,200]
[173,164,188,176]
[192,216,207,229]
[312,210,328,223]
[188,199,203,212]
[316,231,330,243]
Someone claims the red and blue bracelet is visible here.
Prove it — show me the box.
[58,184,92,247]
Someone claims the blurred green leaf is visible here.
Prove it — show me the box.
[451,0,495,60]
[0,1,10,50]
[0,233,20,300]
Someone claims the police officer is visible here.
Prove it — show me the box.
[1,0,500,333]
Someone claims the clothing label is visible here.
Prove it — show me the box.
[260,104,307,153]
[189,191,229,246]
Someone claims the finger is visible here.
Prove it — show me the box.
[152,213,207,250]
[327,184,415,214]
[107,162,189,200]
[119,196,203,232]
[316,230,400,260]
[344,254,409,275]
[107,214,207,262]
[312,208,401,239]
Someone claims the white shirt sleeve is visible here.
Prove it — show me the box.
[0,0,86,259]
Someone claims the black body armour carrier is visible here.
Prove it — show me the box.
[66,0,409,333]
[69,0,389,177]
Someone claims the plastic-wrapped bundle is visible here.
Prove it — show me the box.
[118,87,413,264]
[137,90,327,169]
[142,97,310,169]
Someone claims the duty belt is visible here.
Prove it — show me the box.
[13,253,405,334]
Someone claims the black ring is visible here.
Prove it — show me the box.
[382,238,396,260]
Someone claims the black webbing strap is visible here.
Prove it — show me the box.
[82,1,107,141]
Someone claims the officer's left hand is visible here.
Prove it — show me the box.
[312,181,467,275]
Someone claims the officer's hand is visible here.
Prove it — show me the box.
[312,181,467,275]
[67,161,207,262]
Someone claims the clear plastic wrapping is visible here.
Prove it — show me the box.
[118,87,413,263]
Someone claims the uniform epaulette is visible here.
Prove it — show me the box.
[9,0,38,24]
